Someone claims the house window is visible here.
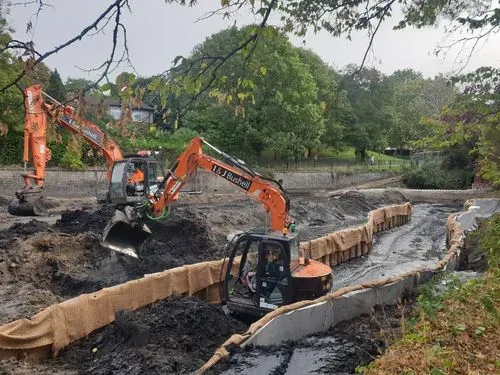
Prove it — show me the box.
[108,107,121,120]
[132,110,152,123]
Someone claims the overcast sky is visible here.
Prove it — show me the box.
[5,0,500,81]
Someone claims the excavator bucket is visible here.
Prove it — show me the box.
[101,209,151,258]
[8,197,48,216]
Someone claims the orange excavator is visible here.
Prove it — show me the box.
[101,136,333,316]
[8,84,164,216]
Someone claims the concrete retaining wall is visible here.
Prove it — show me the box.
[245,270,437,347]
[0,168,392,196]
[0,169,108,197]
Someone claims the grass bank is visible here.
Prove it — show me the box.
[360,215,500,375]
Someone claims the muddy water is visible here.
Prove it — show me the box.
[217,204,459,375]
[330,203,460,290]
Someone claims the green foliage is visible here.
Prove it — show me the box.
[65,77,96,97]
[0,130,22,165]
[0,13,23,135]
[416,273,462,320]
[342,65,394,157]
[297,48,349,150]
[479,214,500,271]
[402,159,473,189]
[416,67,500,187]
[277,0,498,41]
[388,71,456,148]
[46,68,66,102]
[118,127,200,165]
[59,135,84,170]
[181,26,325,160]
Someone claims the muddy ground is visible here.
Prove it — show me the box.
[0,190,406,324]
[0,296,248,375]
[0,189,447,375]
[215,301,415,375]
[330,203,461,290]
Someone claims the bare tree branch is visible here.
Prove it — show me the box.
[0,0,129,93]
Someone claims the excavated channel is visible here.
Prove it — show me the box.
[215,203,460,375]
[330,203,460,290]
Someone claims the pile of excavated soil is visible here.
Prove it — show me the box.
[0,210,222,299]
[0,219,49,247]
[216,300,415,375]
[58,296,247,375]
[1,296,247,375]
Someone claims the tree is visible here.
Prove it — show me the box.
[65,78,97,98]
[46,68,66,102]
[417,67,500,186]
[297,48,351,152]
[181,26,325,160]
[387,70,456,148]
[342,65,394,159]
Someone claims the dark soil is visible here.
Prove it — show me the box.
[0,206,223,322]
[54,206,115,234]
[460,220,490,272]
[0,219,49,247]
[50,296,248,375]
[51,208,221,296]
[215,300,416,375]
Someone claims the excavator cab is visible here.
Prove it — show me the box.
[107,158,164,205]
[222,231,296,317]
[101,158,164,257]
[221,230,333,317]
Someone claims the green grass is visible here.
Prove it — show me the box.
[318,147,404,163]
[257,147,408,172]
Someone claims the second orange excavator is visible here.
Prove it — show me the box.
[8,84,164,216]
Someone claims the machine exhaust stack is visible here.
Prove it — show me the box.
[101,208,151,258]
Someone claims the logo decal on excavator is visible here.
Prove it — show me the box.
[211,165,252,191]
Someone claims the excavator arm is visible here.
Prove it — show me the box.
[151,137,290,232]
[20,84,123,190]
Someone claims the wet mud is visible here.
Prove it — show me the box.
[330,203,461,290]
[216,302,414,375]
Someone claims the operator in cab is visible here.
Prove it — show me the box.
[261,247,286,304]
[126,164,145,196]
